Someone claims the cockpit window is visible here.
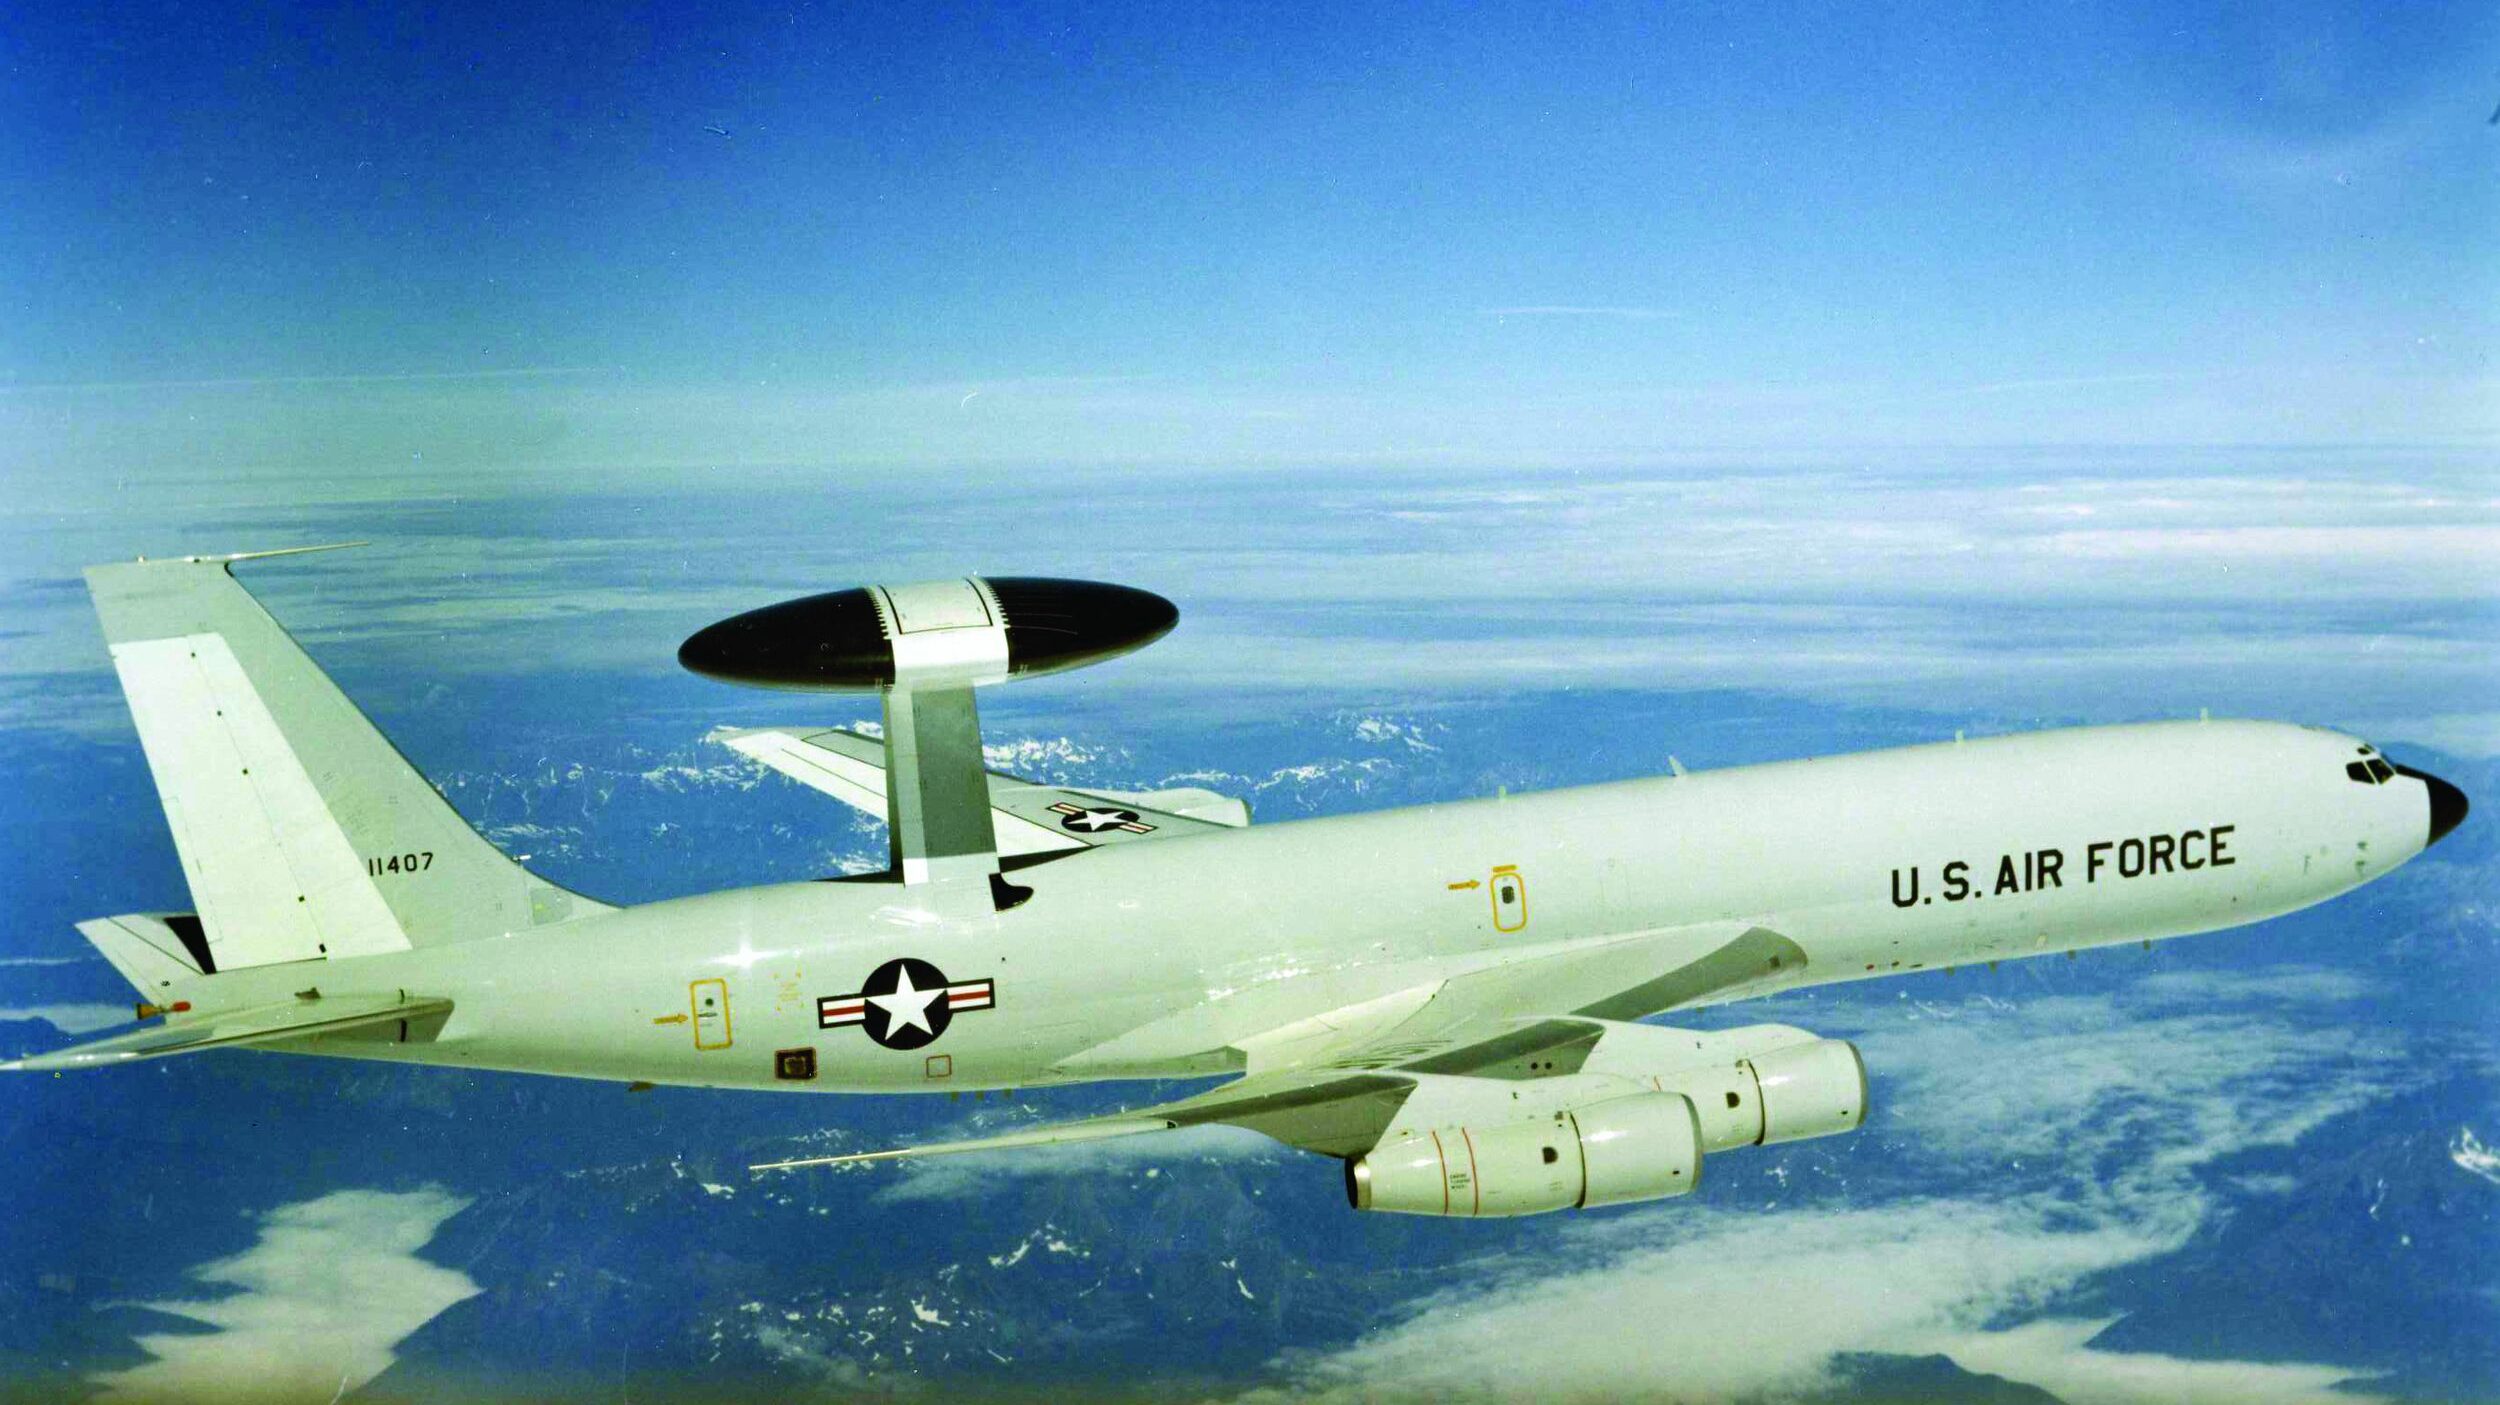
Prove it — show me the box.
[2346,758,2396,785]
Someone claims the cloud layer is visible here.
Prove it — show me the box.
[1235,968,2395,1404]
[92,1187,479,1404]
[3,457,2490,746]
[868,1123,1279,1206]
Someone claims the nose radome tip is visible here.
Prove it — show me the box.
[2393,764,2469,847]
[2426,773,2470,846]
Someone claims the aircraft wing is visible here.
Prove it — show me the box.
[1329,922,1810,1079]
[754,922,1811,1170]
[752,1069,1413,1171]
[717,726,1249,855]
[2,992,452,1071]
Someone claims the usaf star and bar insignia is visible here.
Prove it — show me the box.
[818,957,996,1050]
[1050,801,1156,834]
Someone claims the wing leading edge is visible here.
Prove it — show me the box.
[719,726,1248,855]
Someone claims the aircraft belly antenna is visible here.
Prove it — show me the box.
[679,576,1177,911]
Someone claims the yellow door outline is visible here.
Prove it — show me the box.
[1490,865,1529,932]
[690,978,732,1050]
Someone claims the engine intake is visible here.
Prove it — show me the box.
[1346,1092,1702,1218]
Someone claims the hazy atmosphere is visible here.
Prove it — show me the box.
[2,2,2494,1402]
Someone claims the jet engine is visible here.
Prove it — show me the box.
[1346,1091,1702,1217]
[1343,1026,1868,1219]
[1581,1024,1868,1153]
[1748,1038,1866,1144]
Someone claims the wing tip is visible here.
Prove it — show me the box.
[90,541,372,573]
[2,1050,127,1072]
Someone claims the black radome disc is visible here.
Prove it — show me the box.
[678,577,1176,691]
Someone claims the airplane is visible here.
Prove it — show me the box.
[6,546,2468,1218]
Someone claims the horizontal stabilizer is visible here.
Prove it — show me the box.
[77,913,214,993]
[718,727,1247,854]
[2,992,451,1071]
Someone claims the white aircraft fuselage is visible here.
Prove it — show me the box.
[213,719,2428,1092]
[29,557,2464,1215]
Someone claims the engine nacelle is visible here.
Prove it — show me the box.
[1346,1092,1702,1218]
[1577,1091,1707,1207]
[1579,1023,1868,1151]
[1748,1037,1866,1145]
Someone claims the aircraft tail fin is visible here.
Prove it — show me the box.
[84,548,604,973]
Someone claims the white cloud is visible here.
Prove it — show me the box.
[1944,369,2235,398]
[1858,991,2393,1180]
[3,459,2493,734]
[2130,964,2374,1008]
[868,1123,1277,1206]
[981,735,1114,774]
[0,365,602,394]
[92,1187,480,1405]
[2353,712,2500,761]
[2453,1128,2500,1189]
[1235,978,2396,1405]
[0,1003,134,1034]
[1249,1197,2178,1405]
[1931,1317,2381,1405]
[1480,305,1681,320]
[748,1322,877,1388]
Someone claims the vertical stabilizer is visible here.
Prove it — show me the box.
[84,549,601,972]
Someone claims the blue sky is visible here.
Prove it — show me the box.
[0,3,2492,747]
[4,0,2494,468]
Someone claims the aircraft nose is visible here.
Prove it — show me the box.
[2391,764,2469,848]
